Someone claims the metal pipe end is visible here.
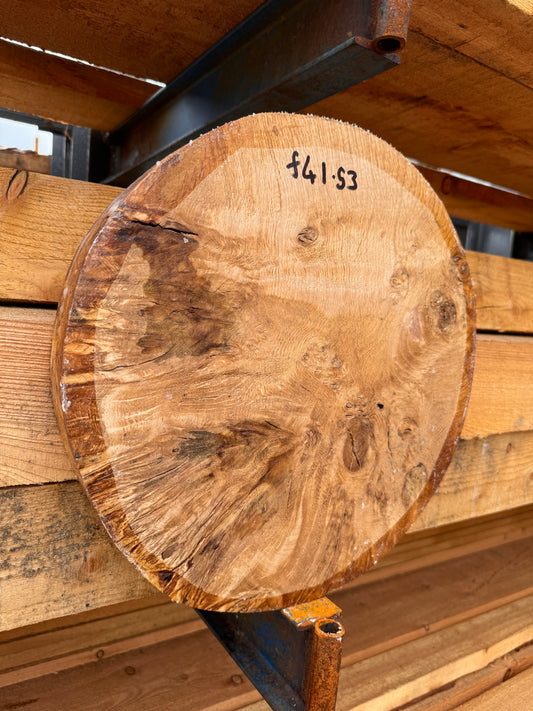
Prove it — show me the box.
[314,618,345,640]
[372,35,405,54]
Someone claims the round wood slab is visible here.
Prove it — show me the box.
[52,113,475,611]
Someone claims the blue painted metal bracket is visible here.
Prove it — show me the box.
[197,598,344,711]
[104,0,411,186]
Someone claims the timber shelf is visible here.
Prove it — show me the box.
[0,1,532,709]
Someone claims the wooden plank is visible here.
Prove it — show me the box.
[0,623,261,711]
[372,507,533,583]
[310,29,533,198]
[333,595,533,711]
[0,595,169,645]
[1,473,531,632]
[413,430,533,530]
[2,167,533,336]
[455,667,533,711]
[2,586,532,711]
[403,643,533,711]
[463,335,533,438]
[0,1,263,83]
[0,168,121,304]
[0,39,156,131]
[409,0,533,88]
[2,310,533,528]
[0,308,74,486]
[0,603,200,687]
[2,536,532,690]
[416,165,533,233]
[0,482,159,632]
[466,252,533,335]
[0,149,50,175]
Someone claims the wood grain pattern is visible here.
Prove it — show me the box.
[403,643,533,711]
[455,667,533,711]
[309,26,533,198]
[0,168,122,303]
[409,0,533,88]
[0,38,156,131]
[2,165,531,330]
[2,308,530,496]
[413,429,533,530]
[1,478,531,632]
[52,113,475,611]
[0,308,72,486]
[0,0,263,83]
[416,165,533,233]
[464,253,533,334]
[463,335,533,438]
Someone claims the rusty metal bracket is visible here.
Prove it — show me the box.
[103,0,412,186]
[197,598,344,711]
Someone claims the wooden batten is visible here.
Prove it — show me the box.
[2,308,533,488]
[2,167,532,335]
[0,168,122,304]
[1,535,532,708]
[0,39,156,132]
[0,0,264,84]
[454,667,533,711]
[0,149,50,175]
[416,166,533,233]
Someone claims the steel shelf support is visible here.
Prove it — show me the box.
[197,597,344,711]
[104,0,411,186]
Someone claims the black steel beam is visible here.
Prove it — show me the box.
[105,0,410,186]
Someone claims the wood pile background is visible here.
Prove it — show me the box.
[1,159,532,710]
[0,0,532,708]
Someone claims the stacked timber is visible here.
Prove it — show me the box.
[0,112,532,710]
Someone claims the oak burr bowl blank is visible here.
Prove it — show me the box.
[52,113,475,612]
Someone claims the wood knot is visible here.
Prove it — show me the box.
[5,169,29,201]
[390,266,409,291]
[430,291,457,332]
[398,417,418,439]
[297,227,318,245]
[441,175,453,195]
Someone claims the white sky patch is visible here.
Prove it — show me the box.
[0,117,53,154]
